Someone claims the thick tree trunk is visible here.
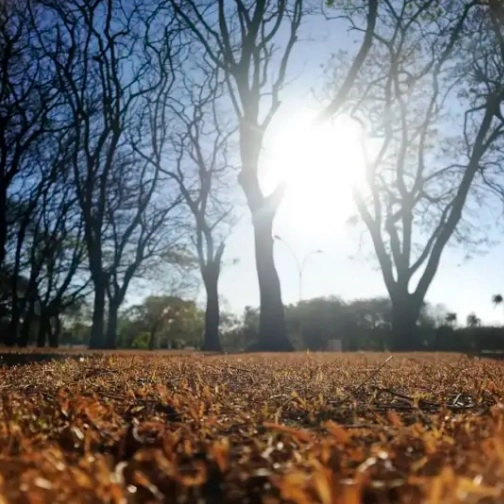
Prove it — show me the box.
[105,302,119,349]
[202,266,222,352]
[238,118,290,352]
[89,280,106,349]
[390,296,422,351]
[252,215,292,352]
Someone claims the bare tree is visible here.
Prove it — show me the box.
[0,1,60,272]
[101,152,183,348]
[141,64,238,352]
[32,0,181,348]
[24,185,89,348]
[169,0,307,351]
[3,186,44,345]
[2,127,72,346]
[325,1,504,349]
[317,0,378,122]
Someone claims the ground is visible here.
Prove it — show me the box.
[0,351,502,503]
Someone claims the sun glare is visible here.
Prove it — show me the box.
[263,109,367,237]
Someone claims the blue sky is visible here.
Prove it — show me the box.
[214,12,504,326]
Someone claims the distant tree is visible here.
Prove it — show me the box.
[418,302,450,329]
[125,295,204,350]
[289,296,445,351]
[492,294,504,323]
[287,296,348,350]
[234,296,454,351]
[241,306,260,345]
[445,313,458,327]
[219,310,245,351]
[126,296,177,351]
[345,297,392,330]
[466,313,481,328]
[326,1,504,350]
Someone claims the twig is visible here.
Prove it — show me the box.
[353,355,393,394]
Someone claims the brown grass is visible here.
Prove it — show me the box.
[0,351,503,503]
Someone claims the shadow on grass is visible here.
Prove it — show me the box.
[0,353,86,367]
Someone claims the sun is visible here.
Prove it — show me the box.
[262,109,368,237]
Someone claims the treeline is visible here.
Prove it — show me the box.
[58,295,504,354]
[232,298,504,353]
[1,1,504,351]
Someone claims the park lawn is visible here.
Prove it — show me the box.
[0,352,502,503]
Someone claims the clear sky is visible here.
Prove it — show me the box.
[215,12,504,327]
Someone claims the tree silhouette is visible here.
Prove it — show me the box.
[169,0,305,351]
[328,1,504,350]
[492,294,503,320]
[466,313,481,328]
[137,62,237,353]
[0,1,60,271]
[445,313,458,327]
[33,0,182,348]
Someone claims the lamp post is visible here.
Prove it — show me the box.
[274,235,323,343]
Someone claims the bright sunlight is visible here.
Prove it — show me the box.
[263,109,368,237]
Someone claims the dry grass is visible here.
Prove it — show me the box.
[0,351,503,503]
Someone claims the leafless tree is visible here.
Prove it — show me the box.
[325,1,504,349]
[20,184,89,348]
[0,1,61,271]
[2,124,74,346]
[31,0,182,348]
[138,59,238,352]
[101,152,183,348]
[168,0,306,351]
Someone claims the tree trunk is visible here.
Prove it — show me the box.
[0,185,6,271]
[148,329,156,351]
[105,302,119,349]
[238,119,290,352]
[6,306,20,347]
[36,313,49,347]
[390,296,422,351]
[202,265,222,352]
[18,298,35,347]
[48,315,61,348]
[252,214,292,352]
[89,280,106,349]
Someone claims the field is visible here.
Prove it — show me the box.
[0,352,503,503]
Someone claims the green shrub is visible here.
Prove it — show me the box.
[131,332,151,349]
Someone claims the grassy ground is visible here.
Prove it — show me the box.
[0,351,502,503]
